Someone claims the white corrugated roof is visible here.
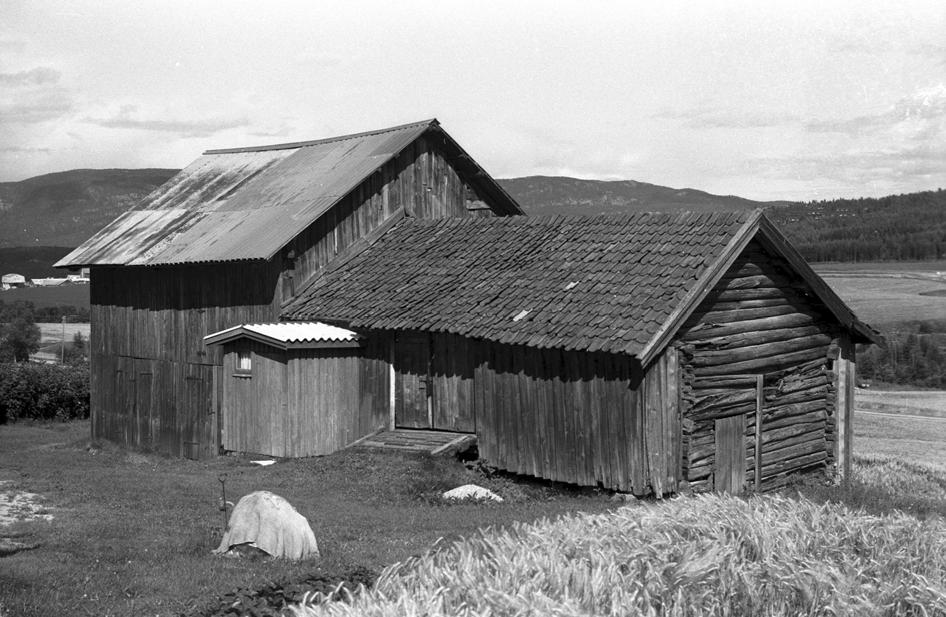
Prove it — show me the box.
[203,321,359,349]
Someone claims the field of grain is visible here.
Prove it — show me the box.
[857,388,946,418]
[815,270,946,325]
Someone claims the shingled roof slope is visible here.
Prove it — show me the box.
[283,211,757,356]
[56,119,522,268]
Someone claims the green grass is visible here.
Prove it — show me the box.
[0,284,90,310]
[0,421,613,617]
[854,408,946,467]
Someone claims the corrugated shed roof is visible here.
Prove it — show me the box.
[204,321,359,348]
[283,212,757,356]
[56,119,521,267]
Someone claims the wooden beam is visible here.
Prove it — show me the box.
[755,374,763,491]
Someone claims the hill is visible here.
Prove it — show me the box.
[0,246,76,278]
[0,168,178,248]
[767,190,946,262]
[0,169,943,268]
[499,175,787,216]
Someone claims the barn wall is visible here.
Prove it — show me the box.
[284,339,389,456]
[471,341,679,495]
[677,239,840,493]
[89,261,282,458]
[88,134,515,459]
[220,341,288,456]
[284,136,500,296]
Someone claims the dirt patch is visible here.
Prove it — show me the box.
[0,481,53,526]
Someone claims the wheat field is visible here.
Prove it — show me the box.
[293,482,946,617]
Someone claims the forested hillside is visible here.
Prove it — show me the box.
[769,190,946,262]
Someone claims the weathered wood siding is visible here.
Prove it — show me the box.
[284,136,500,296]
[284,340,389,456]
[221,341,288,456]
[90,262,281,458]
[470,342,676,495]
[219,339,389,457]
[678,240,839,493]
[88,136,504,458]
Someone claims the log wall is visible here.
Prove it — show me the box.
[89,135,504,458]
[678,240,839,493]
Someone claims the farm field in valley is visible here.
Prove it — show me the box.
[0,285,90,310]
[812,260,946,325]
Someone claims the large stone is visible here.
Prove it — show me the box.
[214,491,319,560]
[442,484,503,502]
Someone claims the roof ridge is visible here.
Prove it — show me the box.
[203,118,439,155]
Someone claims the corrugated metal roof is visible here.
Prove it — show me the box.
[203,321,359,349]
[58,119,519,267]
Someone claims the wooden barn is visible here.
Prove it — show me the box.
[209,211,879,495]
[54,119,523,459]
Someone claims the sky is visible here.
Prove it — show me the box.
[1,1,944,201]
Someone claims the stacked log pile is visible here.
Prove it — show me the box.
[678,242,838,493]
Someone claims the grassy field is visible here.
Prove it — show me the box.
[0,285,89,310]
[2,406,945,617]
[0,422,614,617]
[856,389,946,419]
[813,267,946,326]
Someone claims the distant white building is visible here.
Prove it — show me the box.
[66,274,91,284]
[1,273,27,290]
[32,277,68,287]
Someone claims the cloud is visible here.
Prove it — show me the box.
[0,146,52,154]
[86,105,250,138]
[0,91,73,123]
[805,84,946,135]
[0,67,61,87]
[654,106,799,129]
[909,43,946,65]
[0,39,26,52]
[746,142,946,187]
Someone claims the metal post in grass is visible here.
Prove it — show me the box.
[219,473,229,531]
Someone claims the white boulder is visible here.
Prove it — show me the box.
[442,484,503,502]
[213,491,319,560]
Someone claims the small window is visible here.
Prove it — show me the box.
[235,350,252,376]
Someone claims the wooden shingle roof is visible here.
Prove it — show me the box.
[284,211,774,358]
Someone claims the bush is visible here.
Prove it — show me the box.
[0,362,90,424]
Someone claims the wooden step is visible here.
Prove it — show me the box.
[348,429,476,456]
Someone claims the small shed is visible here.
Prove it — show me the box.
[203,322,386,457]
[274,210,880,495]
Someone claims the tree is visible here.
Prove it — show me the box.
[0,317,41,362]
[63,332,88,365]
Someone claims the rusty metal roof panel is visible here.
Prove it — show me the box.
[56,120,437,267]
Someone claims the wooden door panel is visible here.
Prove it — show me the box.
[395,334,430,428]
[714,414,746,494]
[430,334,475,433]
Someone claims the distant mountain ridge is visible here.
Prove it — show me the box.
[0,168,178,248]
[0,169,943,270]
[500,176,790,216]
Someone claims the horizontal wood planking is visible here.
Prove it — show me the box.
[679,241,838,492]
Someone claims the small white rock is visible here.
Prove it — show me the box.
[442,484,503,502]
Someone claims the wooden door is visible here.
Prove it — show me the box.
[394,333,431,428]
[430,334,476,433]
[714,414,746,494]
